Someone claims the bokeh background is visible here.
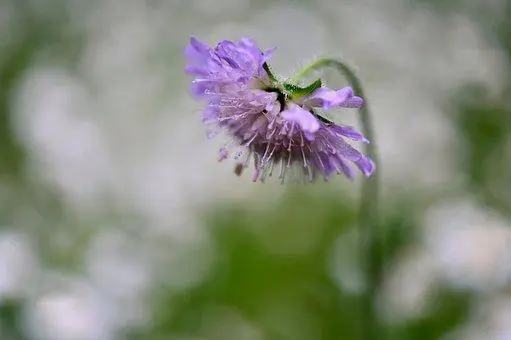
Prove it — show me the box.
[1,0,511,339]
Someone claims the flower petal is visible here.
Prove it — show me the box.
[215,39,267,76]
[340,95,364,108]
[336,87,363,108]
[304,86,363,110]
[184,37,210,64]
[354,155,375,177]
[201,106,219,123]
[329,157,355,180]
[262,47,277,62]
[330,124,369,143]
[281,104,320,138]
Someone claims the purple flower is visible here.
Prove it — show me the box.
[184,37,375,182]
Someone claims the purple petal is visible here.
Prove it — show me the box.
[304,86,364,110]
[184,36,275,95]
[262,47,277,62]
[354,156,376,177]
[189,79,215,97]
[303,87,350,110]
[215,39,263,74]
[190,37,209,52]
[330,124,369,143]
[184,37,211,64]
[302,88,337,110]
[338,159,355,180]
[238,37,258,51]
[202,106,219,123]
[336,87,363,108]
[238,38,272,63]
[329,157,355,180]
[184,65,209,76]
[280,104,320,138]
[337,138,368,162]
[340,95,364,108]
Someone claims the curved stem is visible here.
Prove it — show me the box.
[293,59,381,340]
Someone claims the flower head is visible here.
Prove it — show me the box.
[184,37,375,182]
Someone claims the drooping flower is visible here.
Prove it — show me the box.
[184,37,375,182]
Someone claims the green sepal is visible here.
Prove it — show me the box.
[283,78,322,99]
[262,62,277,83]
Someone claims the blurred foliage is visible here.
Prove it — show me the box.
[0,298,26,340]
[0,17,33,179]
[452,84,511,217]
[124,190,470,340]
[0,0,84,180]
[147,189,360,340]
[390,289,472,340]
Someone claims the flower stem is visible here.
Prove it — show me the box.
[293,59,381,340]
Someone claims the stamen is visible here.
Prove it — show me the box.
[262,144,271,163]
[266,145,277,165]
[268,160,275,177]
[234,163,244,176]
[244,134,257,147]
[218,113,249,121]
[280,168,287,184]
[243,149,252,168]
[315,150,325,171]
[288,122,295,138]
[251,167,260,182]
[301,147,308,167]
[218,148,229,162]
[278,159,285,179]
[307,165,314,182]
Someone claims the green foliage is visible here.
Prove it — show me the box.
[391,289,472,340]
[452,84,511,216]
[0,298,26,340]
[142,189,361,340]
[127,192,472,340]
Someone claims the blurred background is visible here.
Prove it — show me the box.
[1,0,511,339]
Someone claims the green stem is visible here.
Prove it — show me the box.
[293,59,381,340]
